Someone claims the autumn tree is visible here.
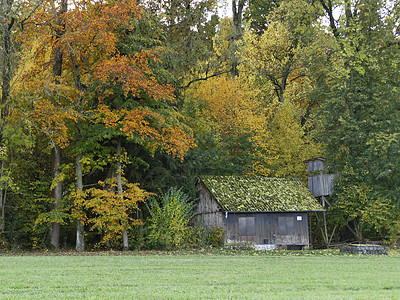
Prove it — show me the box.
[240,0,323,103]
[185,75,275,176]
[237,0,323,179]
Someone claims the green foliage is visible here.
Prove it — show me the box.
[204,226,225,247]
[244,0,282,35]
[145,0,219,86]
[317,0,400,241]
[145,187,195,250]
[387,220,400,248]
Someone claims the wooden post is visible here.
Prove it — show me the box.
[321,196,329,247]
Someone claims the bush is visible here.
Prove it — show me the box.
[204,226,225,247]
[145,187,195,250]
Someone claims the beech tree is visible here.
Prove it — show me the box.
[13,0,192,250]
[236,0,324,179]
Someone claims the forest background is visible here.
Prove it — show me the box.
[0,0,399,251]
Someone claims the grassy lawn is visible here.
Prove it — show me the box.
[0,251,399,299]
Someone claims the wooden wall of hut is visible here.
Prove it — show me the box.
[224,212,309,246]
[192,181,224,229]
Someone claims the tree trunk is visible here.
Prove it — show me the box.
[0,0,14,240]
[50,0,67,249]
[230,0,246,78]
[232,0,245,39]
[318,0,339,38]
[75,153,84,252]
[0,160,6,237]
[68,29,86,252]
[345,0,353,27]
[1,0,13,122]
[116,140,129,250]
[50,144,62,248]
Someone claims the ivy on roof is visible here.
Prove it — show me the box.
[199,176,324,212]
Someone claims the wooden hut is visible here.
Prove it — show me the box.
[193,176,324,250]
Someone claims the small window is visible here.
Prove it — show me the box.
[238,217,255,236]
[278,217,295,235]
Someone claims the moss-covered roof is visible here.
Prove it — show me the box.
[199,176,324,212]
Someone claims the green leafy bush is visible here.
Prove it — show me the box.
[145,187,195,250]
[204,226,225,247]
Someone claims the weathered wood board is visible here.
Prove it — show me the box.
[308,174,339,197]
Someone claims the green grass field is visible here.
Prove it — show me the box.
[0,251,399,299]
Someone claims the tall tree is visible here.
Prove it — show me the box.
[185,75,276,176]
[240,0,322,103]
[316,0,400,241]
[0,0,44,242]
[50,0,67,249]
[236,0,324,178]
[142,0,219,86]
[59,0,195,249]
[0,0,16,243]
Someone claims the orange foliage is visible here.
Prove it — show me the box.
[93,52,175,101]
[17,0,194,158]
[94,104,195,161]
[30,99,77,148]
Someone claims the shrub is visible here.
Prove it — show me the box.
[204,226,225,247]
[145,187,195,250]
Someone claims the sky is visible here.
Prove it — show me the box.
[218,0,233,18]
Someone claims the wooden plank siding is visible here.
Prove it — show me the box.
[192,181,224,229]
[193,181,309,246]
[224,212,309,246]
[308,174,339,197]
[306,158,325,172]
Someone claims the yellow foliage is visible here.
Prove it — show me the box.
[266,101,320,180]
[186,75,276,175]
[236,20,323,180]
[73,177,152,245]
[185,11,324,179]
